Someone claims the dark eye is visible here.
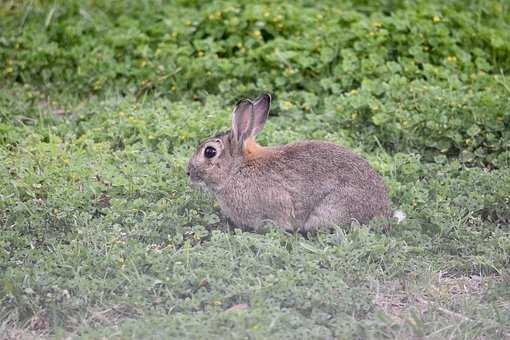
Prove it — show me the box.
[204,146,217,158]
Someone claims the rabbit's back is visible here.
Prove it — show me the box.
[223,141,391,231]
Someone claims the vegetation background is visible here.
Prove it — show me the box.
[0,0,509,338]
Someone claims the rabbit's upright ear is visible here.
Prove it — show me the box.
[251,93,271,136]
[231,99,254,146]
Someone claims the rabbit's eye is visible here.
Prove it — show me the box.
[204,146,217,158]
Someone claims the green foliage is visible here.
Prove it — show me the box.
[0,0,509,338]
[2,0,510,164]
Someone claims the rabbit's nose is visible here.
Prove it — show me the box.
[186,163,192,177]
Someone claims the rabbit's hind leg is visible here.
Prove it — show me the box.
[301,194,351,232]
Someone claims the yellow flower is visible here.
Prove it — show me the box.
[432,15,441,23]
[280,100,293,110]
[284,68,295,76]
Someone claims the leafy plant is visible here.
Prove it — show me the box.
[0,0,509,338]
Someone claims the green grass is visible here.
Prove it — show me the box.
[1,0,509,338]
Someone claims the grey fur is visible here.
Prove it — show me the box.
[187,94,393,232]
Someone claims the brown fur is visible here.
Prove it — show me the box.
[244,137,270,159]
[187,94,393,233]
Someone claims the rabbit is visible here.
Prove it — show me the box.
[187,93,404,233]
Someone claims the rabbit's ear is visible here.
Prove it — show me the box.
[251,93,271,136]
[231,99,254,146]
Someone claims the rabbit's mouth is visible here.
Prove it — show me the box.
[187,172,221,193]
[187,169,208,190]
[187,172,203,186]
[187,163,222,192]
[187,163,202,183]
[190,183,207,193]
[188,177,206,189]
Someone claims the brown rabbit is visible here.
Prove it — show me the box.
[187,93,404,233]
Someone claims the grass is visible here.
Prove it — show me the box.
[1,0,509,339]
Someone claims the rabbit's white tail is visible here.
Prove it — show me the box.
[393,210,406,223]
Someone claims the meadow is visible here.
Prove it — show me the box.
[0,0,509,338]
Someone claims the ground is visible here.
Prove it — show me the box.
[0,0,509,339]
